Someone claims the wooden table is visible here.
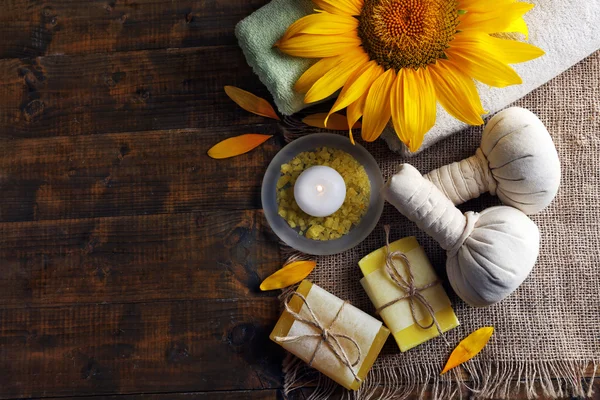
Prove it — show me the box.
[0,1,597,399]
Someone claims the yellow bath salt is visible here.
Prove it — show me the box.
[276,147,370,241]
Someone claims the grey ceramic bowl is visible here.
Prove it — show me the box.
[261,133,384,255]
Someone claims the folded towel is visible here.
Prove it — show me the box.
[236,0,600,155]
[235,0,315,116]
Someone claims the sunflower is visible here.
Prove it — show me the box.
[276,0,544,151]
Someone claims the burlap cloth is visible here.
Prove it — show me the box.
[281,50,600,399]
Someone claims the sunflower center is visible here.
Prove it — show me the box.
[358,0,459,70]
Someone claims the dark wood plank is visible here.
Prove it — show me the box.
[0,210,282,308]
[0,298,283,398]
[0,0,268,59]
[41,378,600,400]
[33,389,285,399]
[0,126,282,222]
[0,46,276,138]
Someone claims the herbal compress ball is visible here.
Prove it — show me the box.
[384,164,540,307]
[424,107,561,215]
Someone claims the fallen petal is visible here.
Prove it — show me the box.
[441,326,494,375]
[224,86,280,120]
[260,260,317,291]
[207,134,273,159]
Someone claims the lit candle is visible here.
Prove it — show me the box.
[294,166,346,217]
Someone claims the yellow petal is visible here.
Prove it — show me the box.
[485,36,544,64]
[259,260,317,291]
[361,69,395,142]
[327,61,382,122]
[458,0,527,14]
[276,32,362,58]
[346,90,369,145]
[458,2,534,34]
[312,0,362,16]
[452,33,543,65]
[429,60,485,126]
[280,13,358,42]
[441,327,494,375]
[447,40,522,88]
[295,56,343,93]
[457,0,494,13]
[391,68,437,152]
[207,134,273,159]
[303,113,361,130]
[224,86,280,120]
[390,70,408,145]
[304,49,369,103]
[504,17,529,38]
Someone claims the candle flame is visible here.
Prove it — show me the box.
[316,185,324,193]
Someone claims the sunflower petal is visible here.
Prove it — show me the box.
[347,90,369,144]
[447,41,522,87]
[207,134,272,159]
[390,70,408,145]
[452,32,543,64]
[485,36,544,64]
[280,13,358,42]
[406,69,436,151]
[224,86,280,120]
[458,0,528,14]
[304,49,368,103]
[327,61,383,122]
[441,327,494,375]
[457,0,496,13]
[504,17,529,38]
[457,0,532,36]
[362,69,395,142]
[303,113,361,130]
[295,56,343,93]
[312,0,362,16]
[429,60,485,126]
[259,260,317,291]
[347,91,367,128]
[458,2,534,34]
[276,32,362,58]
[391,68,437,152]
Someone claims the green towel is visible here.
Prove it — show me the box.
[235,0,315,116]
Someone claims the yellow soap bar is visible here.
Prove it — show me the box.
[270,280,390,390]
[359,237,459,352]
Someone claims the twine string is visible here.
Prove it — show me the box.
[274,291,362,382]
[377,226,450,345]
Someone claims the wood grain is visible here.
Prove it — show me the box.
[0,298,283,398]
[0,0,268,59]
[35,390,287,399]
[0,126,282,222]
[0,210,282,307]
[0,46,276,138]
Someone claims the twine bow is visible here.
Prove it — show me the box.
[274,291,362,382]
[377,226,449,343]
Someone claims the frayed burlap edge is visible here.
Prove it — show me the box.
[282,355,598,400]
